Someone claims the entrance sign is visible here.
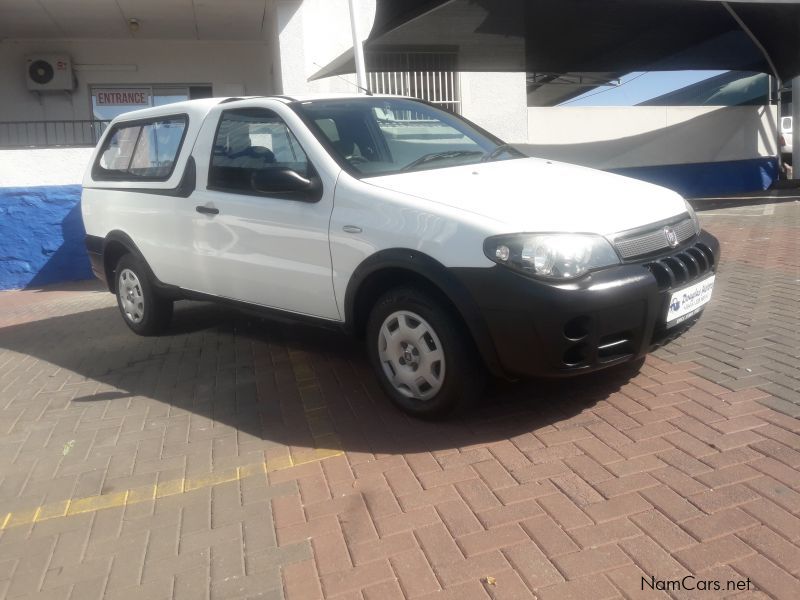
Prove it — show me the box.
[95,89,150,106]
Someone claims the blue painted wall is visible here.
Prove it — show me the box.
[609,157,779,198]
[0,185,92,291]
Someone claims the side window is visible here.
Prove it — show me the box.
[209,108,311,194]
[129,120,187,177]
[99,126,141,172]
[95,116,187,180]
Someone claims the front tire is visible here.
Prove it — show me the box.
[366,287,485,419]
[115,254,173,336]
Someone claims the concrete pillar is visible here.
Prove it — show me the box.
[274,0,307,95]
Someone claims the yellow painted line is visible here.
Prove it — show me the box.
[128,484,156,504]
[238,462,267,479]
[155,478,185,499]
[36,500,70,521]
[68,491,128,515]
[0,337,346,531]
[305,408,336,439]
[0,447,343,531]
[184,468,237,492]
[6,508,39,528]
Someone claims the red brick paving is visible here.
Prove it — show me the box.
[0,202,798,599]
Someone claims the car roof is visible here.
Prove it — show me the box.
[108,94,412,125]
[109,97,221,123]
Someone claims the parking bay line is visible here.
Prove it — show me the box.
[1,349,344,530]
[0,444,343,530]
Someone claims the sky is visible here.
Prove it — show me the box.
[561,70,729,106]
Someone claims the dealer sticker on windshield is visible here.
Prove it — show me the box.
[666,275,715,328]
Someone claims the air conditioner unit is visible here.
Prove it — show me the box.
[26,55,74,91]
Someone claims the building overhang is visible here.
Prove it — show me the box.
[0,0,277,41]
[314,0,800,83]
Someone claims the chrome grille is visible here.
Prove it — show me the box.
[614,217,697,259]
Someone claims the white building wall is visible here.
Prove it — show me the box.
[524,105,778,169]
[0,39,276,122]
[0,148,92,186]
[459,72,528,142]
[274,0,376,95]
[1,2,530,143]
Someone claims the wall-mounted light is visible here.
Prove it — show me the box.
[128,18,140,34]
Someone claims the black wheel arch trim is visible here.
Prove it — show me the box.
[85,234,103,255]
[344,248,506,378]
[96,231,182,298]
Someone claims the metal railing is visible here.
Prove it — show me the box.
[368,71,461,115]
[367,51,461,114]
[0,120,111,148]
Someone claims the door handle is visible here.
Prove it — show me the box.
[196,205,219,215]
[342,225,362,234]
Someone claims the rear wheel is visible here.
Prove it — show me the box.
[366,287,485,419]
[115,254,173,336]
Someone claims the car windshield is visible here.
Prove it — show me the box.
[292,97,524,176]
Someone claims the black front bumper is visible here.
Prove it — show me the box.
[453,230,720,379]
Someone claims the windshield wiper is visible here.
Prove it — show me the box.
[400,150,484,172]
[481,143,524,162]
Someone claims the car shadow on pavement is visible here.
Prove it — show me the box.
[0,301,642,455]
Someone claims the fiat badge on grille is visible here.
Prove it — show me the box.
[664,226,679,248]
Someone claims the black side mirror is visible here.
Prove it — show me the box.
[250,168,322,202]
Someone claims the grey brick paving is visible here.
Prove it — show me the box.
[654,201,800,415]
[0,201,798,599]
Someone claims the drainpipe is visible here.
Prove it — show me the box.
[348,0,369,93]
[776,80,784,178]
[793,78,800,178]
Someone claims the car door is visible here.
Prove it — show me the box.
[187,100,341,321]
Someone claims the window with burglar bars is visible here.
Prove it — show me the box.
[367,51,460,114]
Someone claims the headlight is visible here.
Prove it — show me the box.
[685,200,701,234]
[484,233,620,280]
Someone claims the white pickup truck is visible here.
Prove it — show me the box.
[82,95,719,418]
